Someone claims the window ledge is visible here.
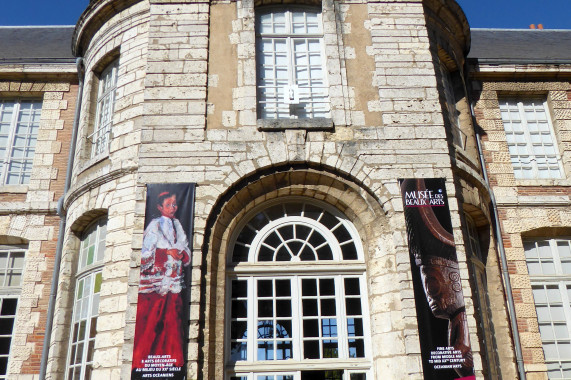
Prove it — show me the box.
[0,184,28,193]
[78,152,110,175]
[257,118,334,131]
[514,177,571,187]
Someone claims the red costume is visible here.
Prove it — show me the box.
[132,211,190,374]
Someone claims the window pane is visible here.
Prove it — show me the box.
[303,340,319,359]
[347,318,364,336]
[527,262,542,275]
[0,338,10,356]
[0,357,7,376]
[348,339,365,358]
[0,299,17,316]
[303,319,319,337]
[558,242,571,258]
[301,371,343,380]
[538,242,552,258]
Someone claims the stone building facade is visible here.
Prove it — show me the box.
[469,29,571,380]
[0,1,570,380]
[0,26,78,378]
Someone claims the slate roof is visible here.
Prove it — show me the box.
[1,25,570,65]
[0,26,75,64]
[468,28,571,64]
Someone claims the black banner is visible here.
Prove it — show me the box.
[132,183,195,380]
[399,178,475,380]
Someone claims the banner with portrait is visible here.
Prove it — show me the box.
[131,183,196,380]
[399,178,475,380]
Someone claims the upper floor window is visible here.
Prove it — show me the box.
[499,99,563,179]
[0,99,41,185]
[227,200,370,380]
[89,60,118,158]
[66,219,106,380]
[256,8,330,120]
[439,64,464,148]
[0,246,26,380]
[525,238,571,378]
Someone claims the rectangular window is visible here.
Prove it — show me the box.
[89,60,118,158]
[464,215,500,379]
[229,275,366,366]
[499,99,563,179]
[229,371,366,380]
[525,239,571,378]
[0,99,41,185]
[67,271,102,380]
[256,9,329,119]
[439,64,464,148]
[0,247,26,380]
[0,298,18,380]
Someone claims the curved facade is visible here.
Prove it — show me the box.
[7,1,560,380]
[49,0,512,378]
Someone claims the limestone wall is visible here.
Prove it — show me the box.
[51,0,507,379]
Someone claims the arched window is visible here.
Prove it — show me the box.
[226,200,371,380]
[66,218,107,380]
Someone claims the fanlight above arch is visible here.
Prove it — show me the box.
[231,200,361,263]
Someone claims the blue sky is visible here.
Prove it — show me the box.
[457,0,571,29]
[0,0,569,30]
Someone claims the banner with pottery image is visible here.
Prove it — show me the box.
[399,178,475,380]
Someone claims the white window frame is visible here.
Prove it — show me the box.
[499,98,563,179]
[0,246,26,380]
[525,238,571,379]
[89,60,118,158]
[0,99,42,185]
[256,8,330,120]
[66,219,106,380]
[226,199,371,380]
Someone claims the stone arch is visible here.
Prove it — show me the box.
[0,235,29,246]
[459,180,492,261]
[198,164,394,379]
[69,208,108,236]
[521,226,571,239]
